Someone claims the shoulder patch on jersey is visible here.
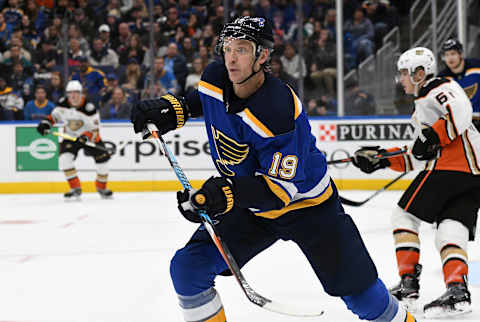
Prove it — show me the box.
[238,76,295,137]
[416,77,450,100]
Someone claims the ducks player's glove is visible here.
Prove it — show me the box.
[177,176,235,223]
[412,127,440,160]
[36,120,51,136]
[130,93,189,136]
[352,146,391,174]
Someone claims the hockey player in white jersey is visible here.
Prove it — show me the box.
[352,47,479,317]
[36,80,113,199]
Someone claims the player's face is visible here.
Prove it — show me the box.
[443,50,462,70]
[398,69,415,94]
[224,38,256,83]
[68,91,82,106]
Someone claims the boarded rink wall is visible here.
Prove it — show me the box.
[0,117,416,193]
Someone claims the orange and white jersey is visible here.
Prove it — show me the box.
[47,96,101,141]
[389,77,480,174]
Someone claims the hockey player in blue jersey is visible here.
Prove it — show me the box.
[131,16,416,322]
[438,39,480,130]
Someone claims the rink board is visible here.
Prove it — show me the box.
[0,118,416,193]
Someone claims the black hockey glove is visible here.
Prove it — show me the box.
[412,127,440,160]
[352,146,391,174]
[177,177,235,223]
[36,120,51,136]
[77,134,90,145]
[130,93,189,135]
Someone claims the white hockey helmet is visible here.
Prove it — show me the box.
[397,47,437,79]
[66,80,83,93]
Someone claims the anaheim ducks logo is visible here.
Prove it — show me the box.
[211,125,249,176]
[464,83,478,100]
[67,119,84,131]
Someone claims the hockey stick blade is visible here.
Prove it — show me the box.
[340,172,408,207]
[146,124,324,317]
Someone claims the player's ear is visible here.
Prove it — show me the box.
[257,48,269,65]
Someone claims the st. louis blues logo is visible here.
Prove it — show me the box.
[211,126,249,176]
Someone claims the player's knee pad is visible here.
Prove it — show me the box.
[435,219,468,252]
[96,162,108,176]
[59,153,75,171]
[341,278,389,320]
[178,287,226,322]
[391,206,421,233]
[170,243,227,296]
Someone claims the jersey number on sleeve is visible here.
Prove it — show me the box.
[268,152,298,179]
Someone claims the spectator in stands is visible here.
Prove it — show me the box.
[3,45,33,76]
[105,11,119,41]
[323,8,337,37]
[345,77,376,115]
[34,37,58,73]
[9,28,35,58]
[185,57,204,95]
[271,55,297,90]
[98,24,112,49]
[46,71,64,104]
[0,74,24,120]
[101,73,119,106]
[306,97,334,116]
[308,29,337,97]
[199,23,215,50]
[100,87,131,119]
[67,38,86,67]
[87,37,119,69]
[182,36,197,67]
[112,22,132,54]
[67,24,89,53]
[71,56,107,105]
[119,33,146,66]
[254,0,276,22]
[73,8,94,39]
[121,58,143,97]
[3,36,31,61]
[23,85,55,120]
[280,42,307,82]
[20,14,37,45]
[143,56,179,97]
[363,0,398,48]
[9,62,33,101]
[42,24,61,49]
[1,0,24,29]
[344,7,375,64]
[161,6,181,41]
[164,42,188,94]
[24,0,49,34]
[0,12,12,52]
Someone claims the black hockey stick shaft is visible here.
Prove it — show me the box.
[339,171,408,207]
[145,124,323,317]
[327,148,408,165]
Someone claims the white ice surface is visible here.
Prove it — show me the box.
[0,191,478,322]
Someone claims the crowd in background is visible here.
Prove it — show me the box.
[0,0,404,121]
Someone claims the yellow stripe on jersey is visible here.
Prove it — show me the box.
[199,80,223,95]
[256,182,333,219]
[243,108,274,137]
[465,67,480,76]
[205,307,226,322]
[263,176,291,206]
[287,85,302,119]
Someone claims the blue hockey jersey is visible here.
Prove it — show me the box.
[191,61,331,219]
[438,58,480,117]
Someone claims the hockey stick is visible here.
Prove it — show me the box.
[339,171,408,207]
[145,124,324,318]
[50,131,115,155]
[327,148,408,165]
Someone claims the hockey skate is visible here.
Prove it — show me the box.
[423,281,472,318]
[390,264,422,312]
[97,188,113,199]
[64,188,82,201]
